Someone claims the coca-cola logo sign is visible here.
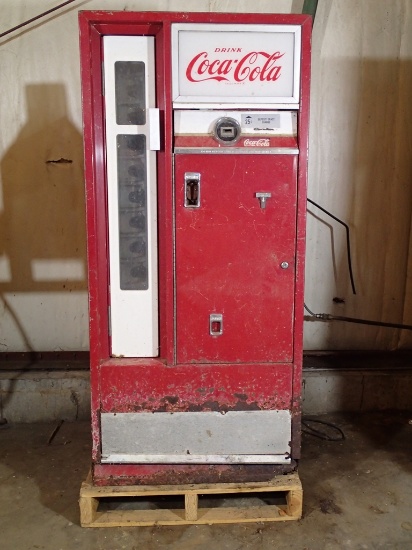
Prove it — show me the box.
[186,50,285,84]
[172,24,300,104]
[244,138,270,147]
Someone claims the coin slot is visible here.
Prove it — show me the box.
[214,117,241,145]
[221,127,235,138]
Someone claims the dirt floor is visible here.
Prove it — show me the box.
[1,412,412,550]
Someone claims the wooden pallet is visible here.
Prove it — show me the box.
[79,472,302,527]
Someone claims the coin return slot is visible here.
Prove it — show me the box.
[210,314,223,336]
[184,172,201,208]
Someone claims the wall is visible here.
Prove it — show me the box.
[0,0,411,352]
[306,0,412,350]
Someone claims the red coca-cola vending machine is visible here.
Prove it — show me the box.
[79,11,311,486]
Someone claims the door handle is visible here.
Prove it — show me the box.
[255,192,272,209]
[148,108,160,150]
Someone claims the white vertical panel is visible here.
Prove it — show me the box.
[103,36,158,357]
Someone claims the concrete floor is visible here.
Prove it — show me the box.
[1,412,412,550]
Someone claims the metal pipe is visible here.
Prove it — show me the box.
[302,0,319,24]
[307,198,357,295]
[304,304,412,331]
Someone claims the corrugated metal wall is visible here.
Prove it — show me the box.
[0,0,411,352]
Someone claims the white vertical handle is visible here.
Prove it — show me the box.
[149,108,160,150]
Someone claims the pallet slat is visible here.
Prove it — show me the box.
[79,472,302,527]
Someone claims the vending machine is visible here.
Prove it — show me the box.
[79,11,311,486]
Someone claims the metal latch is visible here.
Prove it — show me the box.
[148,108,160,150]
[255,192,272,209]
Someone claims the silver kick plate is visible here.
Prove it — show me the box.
[100,410,292,464]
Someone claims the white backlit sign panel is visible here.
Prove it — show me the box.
[172,23,301,108]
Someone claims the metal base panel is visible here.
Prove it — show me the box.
[101,410,291,464]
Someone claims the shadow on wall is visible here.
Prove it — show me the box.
[0,84,87,415]
[0,83,86,295]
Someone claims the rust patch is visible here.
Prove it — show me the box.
[99,363,293,414]
[164,395,179,405]
[103,393,271,414]
[234,393,248,400]
[93,462,298,486]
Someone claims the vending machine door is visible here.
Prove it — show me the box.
[103,36,159,358]
[175,153,298,364]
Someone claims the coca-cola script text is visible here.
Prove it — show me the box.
[186,51,285,83]
[243,139,270,147]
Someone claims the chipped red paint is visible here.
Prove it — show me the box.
[100,362,292,413]
[79,11,311,484]
[93,462,298,486]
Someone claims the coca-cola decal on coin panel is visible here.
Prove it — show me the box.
[243,138,271,147]
[172,24,301,105]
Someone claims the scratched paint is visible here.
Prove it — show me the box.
[174,154,297,365]
[99,363,292,413]
[93,462,298,486]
